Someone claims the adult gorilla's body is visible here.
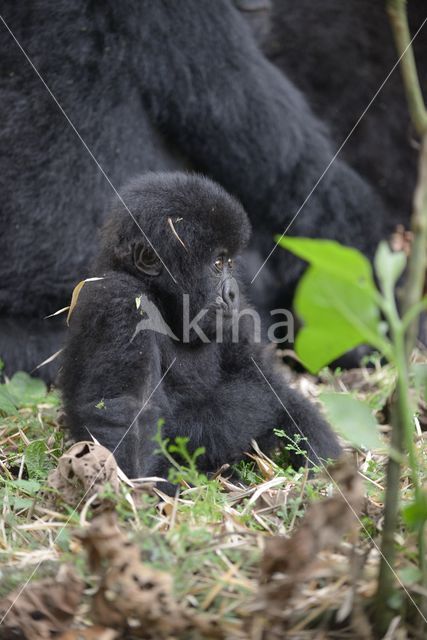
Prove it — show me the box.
[265,0,427,231]
[61,174,341,482]
[0,0,385,379]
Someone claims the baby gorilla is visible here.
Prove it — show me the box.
[60,173,340,488]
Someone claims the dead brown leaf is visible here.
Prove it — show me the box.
[0,565,84,640]
[261,457,364,597]
[76,511,223,638]
[47,441,119,510]
[66,277,104,325]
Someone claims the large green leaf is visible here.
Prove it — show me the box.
[6,372,47,407]
[294,267,386,372]
[276,236,377,294]
[320,392,384,450]
[276,237,389,372]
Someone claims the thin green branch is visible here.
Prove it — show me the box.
[375,2,427,634]
[374,406,404,633]
[386,0,427,136]
[401,296,427,333]
[402,135,427,352]
[387,0,427,353]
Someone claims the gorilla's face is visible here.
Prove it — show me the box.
[97,172,251,344]
[130,239,242,343]
[211,253,240,317]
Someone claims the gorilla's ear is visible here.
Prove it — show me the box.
[133,242,162,276]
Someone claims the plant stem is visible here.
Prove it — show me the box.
[386,0,427,136]
[379,3,427,628]
[403,135,427,353]
[374,312,412,634]
[375,305,424,632]
[374,402,403,635]
[387,0,427,354]
[394,329,427,625]
[394,330,420,498]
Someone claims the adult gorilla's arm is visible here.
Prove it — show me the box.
[139,0,384,300]
[60,275,167,478]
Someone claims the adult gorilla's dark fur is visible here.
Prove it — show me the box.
[0,1,385,380]
[263,0,427,231]
[60,173,341,485]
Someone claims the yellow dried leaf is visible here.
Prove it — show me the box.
[66,277,104,325]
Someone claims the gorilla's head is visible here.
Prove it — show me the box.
[97,172,252,341]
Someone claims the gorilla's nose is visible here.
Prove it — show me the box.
[222,277,239,311]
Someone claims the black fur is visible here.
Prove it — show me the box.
[60,173,341,486]
[0,0,385,379]
[265,0,427,232]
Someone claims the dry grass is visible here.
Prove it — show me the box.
[0,356,426,638]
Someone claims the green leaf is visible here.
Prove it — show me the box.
[398,566,422,585]
[276,238,388,372]
[276,237,376,293]
[0,387,18,416]
[6,372,47,407]
[402,493,427,529]
[25,440,48,480]
[8,479,41,494]
[320,392,384,450]
[387,591,403,611]
[294,267,386,372]
[374,241,406,298]
[9,496,34,510]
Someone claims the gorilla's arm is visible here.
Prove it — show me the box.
[60,275,167,478]
[253,359,343,468]
[139,0,384,300]
[156,342,341,477]
[162,374,340,475]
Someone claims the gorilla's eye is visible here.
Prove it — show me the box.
[134,244,162,276]
[214,257,224,271]
[227,258,233,269]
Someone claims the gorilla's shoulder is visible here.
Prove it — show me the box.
[67,272,142,330]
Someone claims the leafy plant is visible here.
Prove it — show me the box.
[153,422,207,488]
[278,235,427,628]
[320,392,384,451]
[0,371,59,416]
[24,440,48,480]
